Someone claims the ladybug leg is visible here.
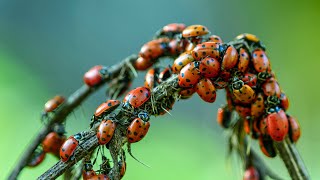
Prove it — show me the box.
[127,143,150,168]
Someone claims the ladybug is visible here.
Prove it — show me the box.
[259,136,277,158]
[192,42,221,61]
[231,78,256,104]
[144,68,159,89]
[158,67,172,83]
[251,93,265,119]
[288,115,301,143]
[235,33,260,43]
[266,109,289,141]
[178,62,201,88]
[123,87,151,108]
[42,131,66,156]
[280,92,289,111]
[237,48,250,73]
[216,105,232,128]
[252,49,271,73]
[139,38,169,61]
[195,78,217,103]
[89,174,110,180]
[27,147,46,167]
[97,120,116,145]
[242,73,257,88]
[182,24,210,38]
[262,78,281,98]
[91,100,120,127]
[84,65,105,87]
[172,52,195,74]
[155,23,186,38]
[235,105,251,119]
[43,95,65,117]
[179,87,196,99]
[221,45,238,71]
[168,39,187,56]
[82,160,96,180]
[243,166,260,180]
[127,118,150,143]
[207,35,223,44]
[199,57,220,78]
[60,134,83,162]
[134,56,154,71]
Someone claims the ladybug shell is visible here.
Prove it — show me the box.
[127,118,150,143]
[144,68,158,89]
[237,48,250,73]
[251,93,265,119]
[123,87,151,108]
[162,23,186,34]
[217,107,232,128]
[252,49,271,73]
[208,35,223,44]
[60,136,79,162]
[242,73,257,88]
[259,136,277,158]
[192,42,220,61]
[97,120,116,145]
[243,166,260,180]
[179,87,195,99]
[233,84,256,104]
[139,39,168,61]
[199,57,220,78]
[94,100,121,118]
[182,24,210,38]
[267,109,289,141]
[83,65,103,87]
[42,132,66,156]
[44,95,65,112]
[89,174,110,180]
[235,105,251,119]
[172,52,194,74]
[134,57,153,71]
[28,150,46,167]
[195,78,217,103]
[288,116,301,143]
[221,45,238,71]
[168,39,185,56]
[259,116,268,136]
[158,67,172,83]
[82,170,97,180]
[262,78,281,98]
[178,62,201,88]
[235,33,260,43]
[280,92,289,111]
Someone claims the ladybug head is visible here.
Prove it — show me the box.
[257,71,271,81]
[138,111,150,121]
[266,96,280,107]
[231,78,244,90]
[73,133,83,141]
[84,160,93,171]
[99,66,110,79]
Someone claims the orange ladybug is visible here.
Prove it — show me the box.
[195,78,217,103]
[192,42,220,60]
[97,120,116,145]
[182,25,210,38]
[221,45,238,70]
[178,62,201,88]
[231,78,256,104]
[237,48,250,73]
[127,118,150,143]
[252,49,271,73]
[251,93,265,119]
[172,52,195,74]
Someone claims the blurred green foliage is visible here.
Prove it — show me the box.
[0,0,320,179]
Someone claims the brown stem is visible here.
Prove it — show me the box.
[274,137,310,180]
[8,55,138,180]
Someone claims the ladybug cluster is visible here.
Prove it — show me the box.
[29,23,302,180]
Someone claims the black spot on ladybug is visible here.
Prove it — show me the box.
[202,52,206,56]
[186,79,191,82]
[107,134,111,137]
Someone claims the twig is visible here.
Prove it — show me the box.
[8,55,138,180]
[274,137,310,180]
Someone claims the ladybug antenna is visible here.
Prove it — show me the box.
[127,143,151,168]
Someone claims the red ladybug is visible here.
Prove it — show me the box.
[199,57,220,78]
[207,35,223,44]
[82,161,96,180]
[27,147,46,167]
[123,87,151,108]
[134,56,153,71]
[221,45,238,70]
[168,39,186,56]
[172,52,195,74]
[158,67,172,83]
[242,73,257,88]
[42,132,66,156]
[156,23,186,38]
[195,78,217,103]
[144,68,159,89]
[252,49,271,73]
[288,115,301,143]
[60,135,82,162]
[237,48,250,73]
[251,93,265,119]
[43,95,65,115]
[127,118,150,143]
[216,106,232,128]
[178,62,201,88]
[83,65,104,87]
[139,38,169,61]
[243,166,260,180]
[267,109,289,141]
[182,25,210,38]
[262,78,281,98]
[97,120,116,145]
[192,42,220,60]
[92,100,121,127]
[259,136,277,158]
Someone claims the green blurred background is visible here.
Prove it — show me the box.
[1,0,319,179]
